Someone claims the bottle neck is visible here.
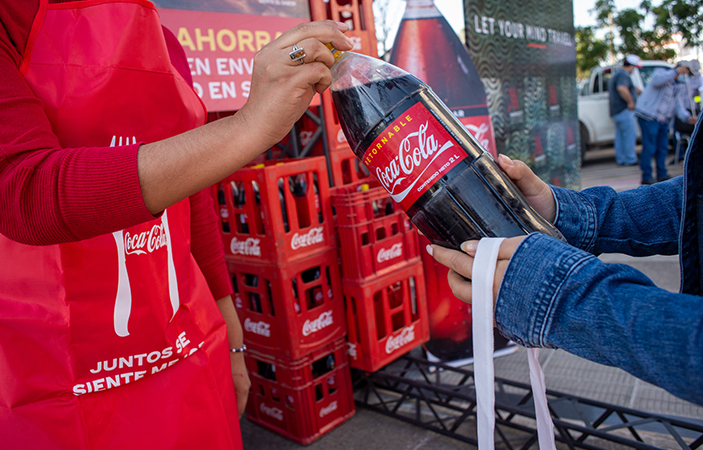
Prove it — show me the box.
[327,44,344,62]
[403,0,441,19]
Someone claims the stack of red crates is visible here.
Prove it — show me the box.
[211,0,434,442]
[214,156,355,445]
[303,0,376,189]
[304,0,429,374]
[332,180,430,373]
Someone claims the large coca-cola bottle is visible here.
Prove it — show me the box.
[390,0,496,156]
[329,51,564,251]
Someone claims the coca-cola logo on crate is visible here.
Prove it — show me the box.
[291,227,325,250]
[377,243,403,263]
[385,324,416,354]
[302,310,333,336]
[260,403,283,421]
[230,237,261,256]
[319,400,339,418]
[244,318,271,337]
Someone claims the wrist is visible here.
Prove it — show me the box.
[230,344,247,353]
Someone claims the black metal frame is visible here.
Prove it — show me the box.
[353,354,703,450]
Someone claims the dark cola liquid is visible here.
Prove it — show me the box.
[332,74,564,251]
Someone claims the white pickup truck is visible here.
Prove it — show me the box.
[577,60,673,158]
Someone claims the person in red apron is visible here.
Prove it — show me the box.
[0,1,353,448]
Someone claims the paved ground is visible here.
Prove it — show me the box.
[240,146,701,449]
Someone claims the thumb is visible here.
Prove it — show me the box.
[497,154,546,198]
[497,154,556,222]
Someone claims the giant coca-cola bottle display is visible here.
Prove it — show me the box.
[328,49,564,361]
[389,0,496,157]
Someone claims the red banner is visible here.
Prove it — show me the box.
[157,8,310,111]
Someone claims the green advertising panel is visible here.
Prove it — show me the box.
[465,0,580,189]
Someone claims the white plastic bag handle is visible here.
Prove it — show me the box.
[472,237,556,450]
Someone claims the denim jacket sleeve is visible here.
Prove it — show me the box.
[494,177,703,406]
[550,178,682,256]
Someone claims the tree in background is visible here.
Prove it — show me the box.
[648,0,703,48]
[575,26,609,79]
[372,0,397,58]
[576,0,700,78]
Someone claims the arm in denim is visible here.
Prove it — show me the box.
[550,179,682,256]
[495,233,703,406]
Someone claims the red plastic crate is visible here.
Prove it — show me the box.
[309,0,379,154]
[309,0,378,58]
[245,339,355,445]
[342,261,429,372]
[297,93,350,155]
[327,146,372,187]
[229,249,346,360]
[306,0,380,154]
[332,181,419,281]
[213,157,335,266]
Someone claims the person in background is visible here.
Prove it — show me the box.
[674,60,700,137]
[428,114,703,407]
[608,54,642,166]
[0,1,353,448]
[634,61,696,184]
[686,60,702,108]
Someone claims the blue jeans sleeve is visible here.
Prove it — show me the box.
[495,233,703,406]
[550,177,682,256]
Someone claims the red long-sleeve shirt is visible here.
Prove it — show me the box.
[0,1,232,300]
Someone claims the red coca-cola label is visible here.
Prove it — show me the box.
[361,101,467,210]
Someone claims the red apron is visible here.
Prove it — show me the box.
[0,1,242,448]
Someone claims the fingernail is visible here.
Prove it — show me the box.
[425,244,433,256]
[460,240,478,254]
[345,36,355,47]
[499,154,514,165]
[335,21,349,29]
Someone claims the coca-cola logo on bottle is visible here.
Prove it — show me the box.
[377,243,403,263]
[230,237,261,256]
[385,324,416,354]
[291,227,324,250]
[362,103,467,210]
[124,224,169,256]
[319,400,339,418]
[302,310,333,336]
[244,318,271,337]
[260,403,283,421]
[376,120,455,203]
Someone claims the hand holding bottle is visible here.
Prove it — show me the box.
[238,21,355,150]
[427,237,525,308]
[428,154,559,306]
